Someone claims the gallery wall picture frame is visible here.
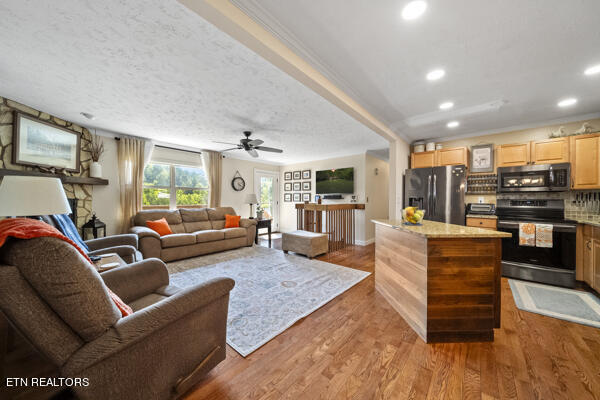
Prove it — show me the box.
[284,182,292,191]
[13,112,81,173]
[284,171,292,181]
[302,181,311,191]
[284,193,292,202]
[302,169,311,179]
[293,182,301,191]
[470,144,494,173]
[292,171,301,180]
[302,192,311,202]
[293,193,301,202]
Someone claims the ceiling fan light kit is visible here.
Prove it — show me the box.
[214,131,283,158]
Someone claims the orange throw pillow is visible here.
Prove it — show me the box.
[146,218,173,236]
[225,214,241,228]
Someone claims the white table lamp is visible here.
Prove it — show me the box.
[0,176,72,217]
[244,193,258,218]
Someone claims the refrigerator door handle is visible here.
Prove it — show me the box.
[427,174,432,214]
[433,174,437,214]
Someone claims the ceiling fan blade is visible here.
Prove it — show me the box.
[220,147,240,152]
[213,141,240,146]
[248,139,264,146]
[247,149,259,158]
[255,146,283,153]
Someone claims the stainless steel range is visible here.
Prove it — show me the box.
[496,198,577,287]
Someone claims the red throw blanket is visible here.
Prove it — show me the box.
[0,218,132,317]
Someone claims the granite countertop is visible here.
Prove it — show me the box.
[372,219,511,239]
[576,219,600,228]
[466,214,498,219]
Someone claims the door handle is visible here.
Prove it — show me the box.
[433,174,437,213]
[587,240,592,250]
[427,175,432,213]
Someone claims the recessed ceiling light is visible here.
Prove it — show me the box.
[439,101,454,110]
[584,64,600,76]
[426,69,445,81]
[401,1,427,20]
[557,98,577,108]
[80,112,96,120]
[447,121,459,128]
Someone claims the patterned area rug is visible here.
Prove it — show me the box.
[168,246,370,356]
[509,279,600,328]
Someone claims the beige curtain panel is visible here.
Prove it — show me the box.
[117,137,146,233]
[205,150,222,208]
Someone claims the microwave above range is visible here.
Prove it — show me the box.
[497,163,570,193]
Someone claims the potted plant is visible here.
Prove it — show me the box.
[256,205,264,220]
[87,134,105,178]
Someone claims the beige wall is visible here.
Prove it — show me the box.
[91,132,121,235]
[365,154,390,243]
[389,139,411,219]
[221,156,280,220]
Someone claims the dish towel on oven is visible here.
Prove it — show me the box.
[535,224,553,248]
[519,223,536,246]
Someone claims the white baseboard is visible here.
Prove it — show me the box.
[355,238,375,246]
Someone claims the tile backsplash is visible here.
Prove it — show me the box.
[493,191,600,222]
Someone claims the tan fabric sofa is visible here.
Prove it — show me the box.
[130,207,257,262]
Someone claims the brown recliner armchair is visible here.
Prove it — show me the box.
[39,215,143,263]
[0,236,234,400]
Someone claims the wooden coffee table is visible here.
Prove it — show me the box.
[93,253,126,273]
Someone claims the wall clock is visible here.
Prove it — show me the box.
[231,171,245,191]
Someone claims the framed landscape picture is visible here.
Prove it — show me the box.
[302,192,311,202]
[302,181,311,191]
[302,169,311,179]
[284,182,292,191]
[471,144,494,173]
[293,171,301,180]
[293,193,301,202]
[284,193,292,202]
[13,112,81,172]
[293,182,301,191]
[284,171,292,181]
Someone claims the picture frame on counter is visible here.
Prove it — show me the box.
[293,182,301,191]
[284,193,292,202]
[302,181,311,191]
[284,182,292,191]
[293,171,301,180]
[470,144,494,173]
[302,192,311,202]
[284,171,292,181]
[302,169,311,179]
[293,193,301,202]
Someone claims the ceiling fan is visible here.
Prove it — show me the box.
[214,131,283,158]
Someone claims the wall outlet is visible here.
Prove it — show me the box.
[478,197,484,203]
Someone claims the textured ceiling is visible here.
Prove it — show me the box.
[235,0,600,142]
[0,0,388,164]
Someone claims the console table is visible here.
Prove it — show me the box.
[254,218,272,248]
[295,203,365,251]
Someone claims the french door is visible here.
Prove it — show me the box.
[254,169,279,231]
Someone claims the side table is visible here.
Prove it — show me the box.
[255,218,272,248]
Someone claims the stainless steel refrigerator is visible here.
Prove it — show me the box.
[404,165,466,225]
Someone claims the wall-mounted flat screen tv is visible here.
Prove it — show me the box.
[315,167,354,194]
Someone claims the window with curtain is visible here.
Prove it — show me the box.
[142,147,208,209]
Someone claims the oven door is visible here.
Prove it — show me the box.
[497,220,576,287]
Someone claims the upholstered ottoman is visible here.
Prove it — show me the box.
[282,230,328,259]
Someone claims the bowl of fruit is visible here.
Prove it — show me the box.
[402,207,425,225]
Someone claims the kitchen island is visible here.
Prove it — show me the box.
[372,219,511,343]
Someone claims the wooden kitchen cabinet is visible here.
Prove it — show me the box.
[466,217,497,230]
[496,142,530,167]
[437,147,469,167]
[531,138,569,164]
[570,133,600,189]
[578,224,600,292]
[411,151,436,168]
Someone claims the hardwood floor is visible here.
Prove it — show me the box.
[184,239,600,400]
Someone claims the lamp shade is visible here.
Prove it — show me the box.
[0,176,72,217]
[244,193,258,204]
